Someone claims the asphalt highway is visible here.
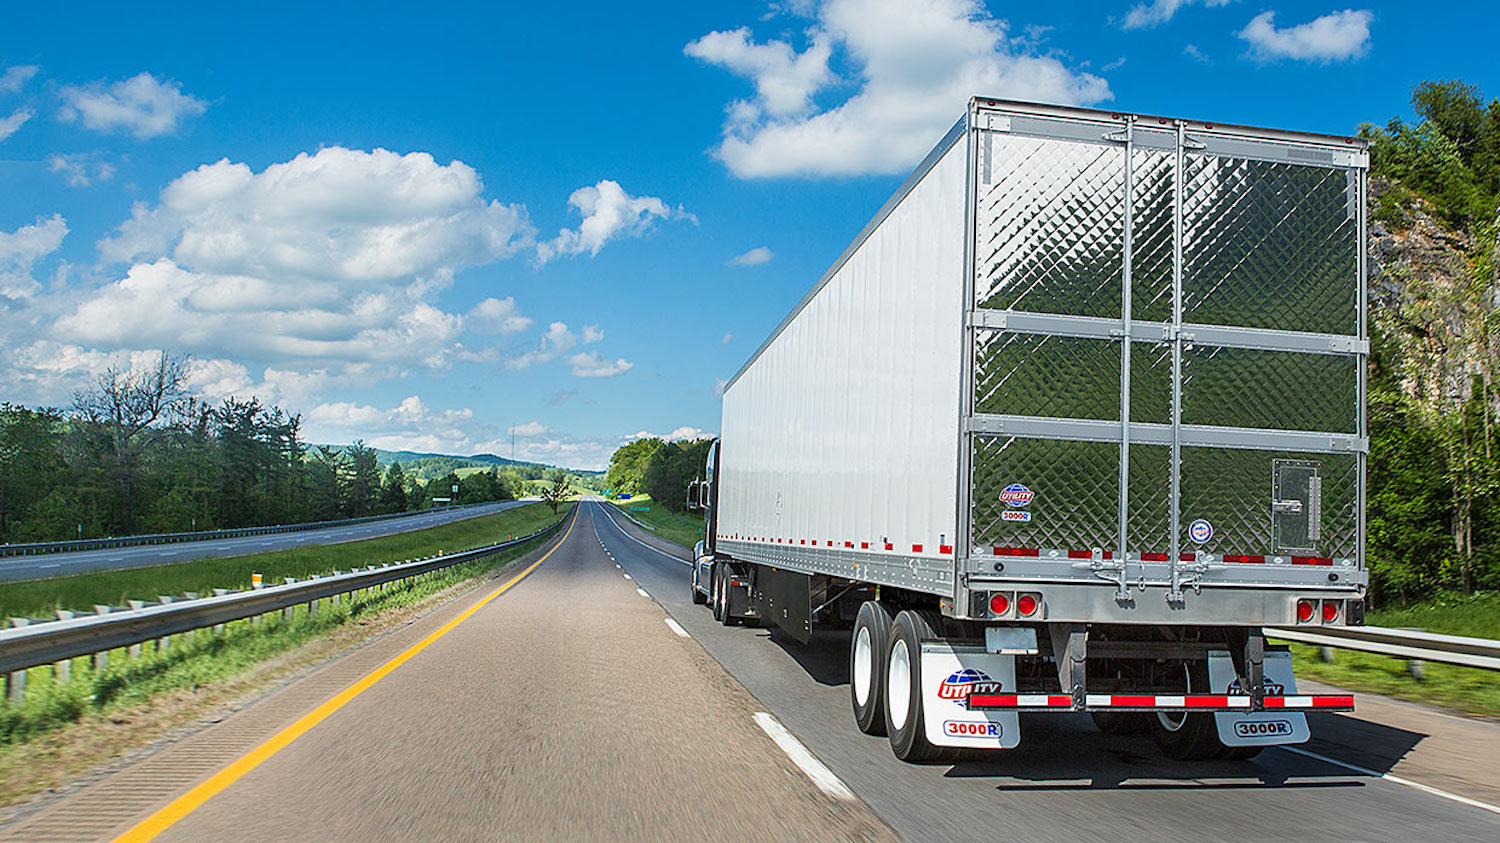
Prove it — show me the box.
[0,501,529,582]
[589,501,1500,842]
[6,499,1499,841]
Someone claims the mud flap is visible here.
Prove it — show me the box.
[921,643,1020,749]
[1209,650,1309,746]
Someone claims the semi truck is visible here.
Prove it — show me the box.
[689,97,1366,763]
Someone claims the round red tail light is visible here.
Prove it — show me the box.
[1322,601,1340,623]
[989,593,1010,615]
[1017,594,1038,616]
[1296,599,1315,623]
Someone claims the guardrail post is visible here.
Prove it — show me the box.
[212,590,230,634]
[330,572,342,606]
[127,601,146,656]
[53,610,76,681]
[91,606,113,672]
[1320,646,1335,663]
[283,580,298,621]
[157,596,173,650]
[8,619,30,701]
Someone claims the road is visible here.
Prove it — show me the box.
[4,499,1498,841]
[0,501,530,583]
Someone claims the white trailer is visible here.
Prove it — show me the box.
[691,98,1366,762]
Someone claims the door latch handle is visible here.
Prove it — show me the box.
[1272,500,1303,514]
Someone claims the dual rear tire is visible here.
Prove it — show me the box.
[849,602,956,763]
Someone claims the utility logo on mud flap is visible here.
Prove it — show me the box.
[938,668,1003,705]
[1226,678,1286,695]
[999,484,1034,508]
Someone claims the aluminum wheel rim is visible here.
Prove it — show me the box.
[888,638,911,730]
[1157,663,1191,732]
[853,626,874,707]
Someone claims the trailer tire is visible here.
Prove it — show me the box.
[714,564,741,627]
[1149,661,1229,760]
[884,610,957,764]
[850,602,893,735]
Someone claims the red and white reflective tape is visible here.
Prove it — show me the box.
[966,693,1354,711]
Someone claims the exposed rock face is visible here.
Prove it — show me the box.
[1367,177,1487,410]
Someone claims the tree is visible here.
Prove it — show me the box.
[540,468,570,514]
[342,441,381,517]
[307,446,346,521]
[605,438,664,495]
[640,439,713,514]
[70,352,190,533]
[380,462,409,514]
[0,404,70,542]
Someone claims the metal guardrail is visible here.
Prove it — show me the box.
[0,501,508,557]
[0,511,569,679]
[1267,624,1500,671]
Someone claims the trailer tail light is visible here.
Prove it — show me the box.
[989,592,1011,617]
[1296,599,1315,624]
[1321,600,1341,624]
[1016,593,1039,617]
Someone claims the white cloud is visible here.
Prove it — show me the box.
[0,214,68,299]
[582,324,604,344]
[728,246,774,266]
[568,351,634,378]
[46,152,117,187]
[687,0,1111,178]
[1120,0,1231,30]
[714,377,728,397]
[0,109,32,142]
[1238,10,1373,63]
[508,420,550,437]
[466,296,532,334]
[685,27,834,116]
[59,72,208,139]
[721,333,733,345]
[0,65,38,95]
[306,395,487,454]
[65,147,534,376]
[1183,44,1209,63]
[506,321,577,371]
[536,179,691,263]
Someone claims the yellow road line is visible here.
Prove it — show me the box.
[113,509,578,842]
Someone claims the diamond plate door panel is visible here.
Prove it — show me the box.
[1181,156,1359,335]
[1128,444,1172,556]
[1181,346,1357,432]
[972,436,1119,551]
[975,134,1124,317]
[1131,147,1175,323]
[1130,341,1172,424]
[1179,447,1357,558]
[975,333,1121,419]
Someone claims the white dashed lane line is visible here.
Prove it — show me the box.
[636,587,650,599]
[752,712,855,801]
[664,618,690,638]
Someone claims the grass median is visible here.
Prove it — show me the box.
[0,502,563,619]
[1281,590,1500,718]
[607,495,703,549]
[0,502,572,809]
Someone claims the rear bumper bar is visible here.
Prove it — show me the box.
[965,693,1354,712]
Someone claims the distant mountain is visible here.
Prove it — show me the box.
[317,445,602,482]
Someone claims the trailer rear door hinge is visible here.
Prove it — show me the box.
[1327,336,1369,354]
[967,310,1007,330]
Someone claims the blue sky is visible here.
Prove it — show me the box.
[1,0,1493,469]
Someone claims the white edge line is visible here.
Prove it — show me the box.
[753,712,855,801]
[664,618,690,638]
[593,502,692,567]
[1280,746,1500,816]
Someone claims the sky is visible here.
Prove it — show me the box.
[1,0,1494,470]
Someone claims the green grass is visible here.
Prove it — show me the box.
[0,502,569,620]
[0,504,572,746]
[1280,591,1500,717]
[608,495,704,549]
